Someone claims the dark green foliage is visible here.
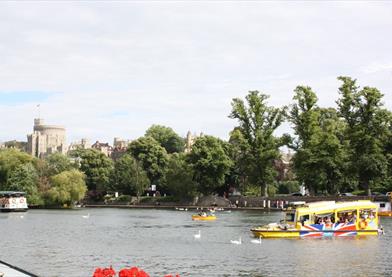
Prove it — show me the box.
[145,125,185,153]
[186,136,233,195]
[229,91,285,196]
[289,86,349,195]
[112,154,150,197]
[128,136,169,188]
[0,149,35,189]
[337,77,389,195]
[165,153,197,199]
[70,148,114,192]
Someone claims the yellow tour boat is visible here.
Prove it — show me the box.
[251,200,382,238]
[192,213,216,221]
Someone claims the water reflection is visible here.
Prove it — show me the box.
[0,209,391,276]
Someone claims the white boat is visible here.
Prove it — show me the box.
[0,191,28,212]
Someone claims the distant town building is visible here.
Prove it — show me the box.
[27,118,66,158]
[68,138,91,153]
[111,137,131,160]
[184,131,203,153]
[91,141,113,157]
[113,137,130,149]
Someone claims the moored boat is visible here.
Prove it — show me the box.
[251,200,382,238]
[0,191,28,212]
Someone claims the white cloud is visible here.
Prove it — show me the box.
[0,2,391,143]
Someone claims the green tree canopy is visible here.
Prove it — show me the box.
[229,91,285,196]
[145,124,185,153]
[289,86,349,195]
[165,153,197,200]
[70,149,114,192]
[45,153,75,176]
[128,136,169,189]
[337,77,389,195]
[6,163,43,205]
[186,135,233,195]
[0,148,35,189]
[46,169,87,206]
[112,154,150,197]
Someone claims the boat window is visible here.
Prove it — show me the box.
[337,210,356,224]
[299,214,310,226]
[359,209,376,220]
[314,213,334,224]
[285,212,295,222]
[380,203,386,208]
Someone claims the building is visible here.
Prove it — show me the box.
[91,141,113,157]
[27,118,66,158]
[184,131,203,153]
[68,138,91,153]
[111,137,131,160]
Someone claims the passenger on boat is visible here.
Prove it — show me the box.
[198,212,207,217]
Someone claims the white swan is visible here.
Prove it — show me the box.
[82,213,90,219]
[251,237,262,244]
[230,237,242,245]
[194,230,201,239]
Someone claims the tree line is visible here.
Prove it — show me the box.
[0,76,391,206]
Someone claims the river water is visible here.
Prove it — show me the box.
[1,208,392,277]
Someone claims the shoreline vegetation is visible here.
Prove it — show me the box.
[1,77,392,207]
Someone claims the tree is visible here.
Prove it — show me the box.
[112,154,150,197]
[0,148,35,189]
[165,153,197,199]
[46,169,87,206]
[6,163,43,205]
[70,149,114,192]
[128,137,169,189]
[45,153,74,176]
[229,91,285,196]
[145,125,185,153]
[289,86,350,195]
[186,136,233,195]
[337,77,389,195]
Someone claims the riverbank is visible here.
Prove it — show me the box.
[84,203,282,211]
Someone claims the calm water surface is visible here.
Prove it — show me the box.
[1,208,392,277]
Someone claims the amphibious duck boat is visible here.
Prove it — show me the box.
[251,200,381,238]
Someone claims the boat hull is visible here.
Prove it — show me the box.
[0,208,28,212]
[251,222,379,238]
[379,211,392,216]
[192,215,216,221]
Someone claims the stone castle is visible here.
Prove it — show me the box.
[27,118,67,158]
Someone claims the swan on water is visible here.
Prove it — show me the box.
[251,237,262,244]
[194,230,201,239]
[82,213,90,219]
[230,237,242,245]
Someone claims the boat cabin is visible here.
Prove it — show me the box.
[0,191,28,212]
[287,201,378,231]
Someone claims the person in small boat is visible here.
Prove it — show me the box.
[198,212,208,217]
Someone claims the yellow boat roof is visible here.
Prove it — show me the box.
[295,200,377,214]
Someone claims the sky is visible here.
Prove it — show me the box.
[0,1,391,144]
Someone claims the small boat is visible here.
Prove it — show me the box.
[375,200,392,216]
[192,212,216,221]
[0,191,28,212]
[251,200,382,238]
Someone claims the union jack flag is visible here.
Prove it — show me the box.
[300,223,357,237]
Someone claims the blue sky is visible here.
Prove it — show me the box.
[0,2,391,144]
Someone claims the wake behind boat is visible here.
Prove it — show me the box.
[251,200,382,238]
